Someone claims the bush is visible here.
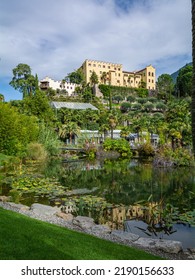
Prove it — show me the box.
[0,103,38,157]
[26,142,48,161]
[137,143,155,158]
[120,102,131,113]
[154,146,194,167]
[38,123,61,156]
[103,138,132,158]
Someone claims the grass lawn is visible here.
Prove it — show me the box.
[0,207,163,260]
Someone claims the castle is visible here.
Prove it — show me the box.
[79,59,156,90]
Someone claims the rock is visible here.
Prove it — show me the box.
[8,202,30,211]
[134,237,183,254]
[56,212,73,221]
[111,230,139,242]
[0,196,11,202]
[30,203,58,216]
[72,216,95,230]
[91,224,111,235]
[155,239,183,254]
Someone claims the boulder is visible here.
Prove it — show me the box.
[30,203,58,216]
[56,212,73,221]
[155,239,183,254]
[0,196,11,202]
[91,224,111,235]
[8,202,30,211]
[72,216,95,230]
[134,237,183,254]
[111,230,139,242]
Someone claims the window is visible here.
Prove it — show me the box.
[93,64,96,67]
[103,65,105,68]
[149,79,150,82]
[98,64,101,68]
[108,66,110,69]
[88,63,91,66]
[152,72,154,77]
[148,72,151,76]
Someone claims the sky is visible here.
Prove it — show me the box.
[0,0,192,101]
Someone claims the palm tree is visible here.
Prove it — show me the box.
[100,72,108,84]
[59,122,80,144]
[192,0,195,156]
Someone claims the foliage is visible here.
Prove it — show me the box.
[0,94,4,102]
[120,102,131,113]
[38,123,61,156]
[137,143,155,158]
[65,69,84,84]
[9,63,39,98]
[175,65,192,97]
[26,142,48,161]
[8,175,65,202]
[21,90,56,124]
[98,84,111,98]
[103,138,132,158]
[156,74,174,100]
[90,71,99,85]
[154,146,194,167]
[0,103,39,157]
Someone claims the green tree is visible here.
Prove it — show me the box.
[20,90,56,124]
[176,65,192,97]
[156,74,174,101]
[90,71,99,86]
[59,122,80,144]
[0,103,38,156]
[65,69,84,84]
[9,63,37,98]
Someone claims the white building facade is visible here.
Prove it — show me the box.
[39,76,77,96]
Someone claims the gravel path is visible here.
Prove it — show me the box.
[0,201,194,260]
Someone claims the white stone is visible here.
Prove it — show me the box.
[30,203,58,216]
[72,216,95,230]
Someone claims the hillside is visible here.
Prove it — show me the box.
[171,62,192,83]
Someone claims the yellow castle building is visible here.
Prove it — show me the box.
[79,59,156,90]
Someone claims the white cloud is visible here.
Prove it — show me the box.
[0,0,192,98]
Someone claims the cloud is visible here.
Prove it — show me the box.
[0,0,192,93]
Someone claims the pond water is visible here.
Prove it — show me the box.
[1,158,195,248]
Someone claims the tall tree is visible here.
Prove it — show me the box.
[65,69,84,84]
[90,71,99,86]
[192,0,195,156]
[156,74,174,101]
[9,63,37,98]
[176,65,192,97]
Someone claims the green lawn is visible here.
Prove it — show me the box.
[0,207,163,260]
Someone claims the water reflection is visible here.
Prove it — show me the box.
[1,158,195,247]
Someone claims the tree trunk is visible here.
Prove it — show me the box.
[192,0,195,157]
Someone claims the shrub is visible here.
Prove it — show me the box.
[137,143,155,158]
[26,142,48,161]
[0,103,38,157]
[38,123,61,156]
[103,138,132,158]
[120,102,131,113]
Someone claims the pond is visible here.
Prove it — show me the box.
[1,158,195,249]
